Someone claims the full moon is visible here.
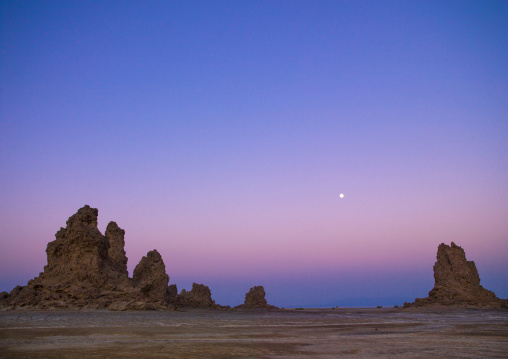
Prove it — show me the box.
[339,193,344,198]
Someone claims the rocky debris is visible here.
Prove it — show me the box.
[105,221,128,276]
[404,242,507,308]
[133,250,170,302]
[176,283,217,308]
[235,286,278,309]
[0,292,8,300]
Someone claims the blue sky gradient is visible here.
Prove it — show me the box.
[1,0,507,307]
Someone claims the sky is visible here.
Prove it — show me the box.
[1,0,507,308]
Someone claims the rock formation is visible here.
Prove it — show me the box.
[176,283,217,308]
[105,221,128,276]
[404,242,507,308]
[44,205,113,284]
[0,205,178,310]
[166,284,178,303]
[0,205,234,311]
[133,250,170,302]
[235,286,278,309]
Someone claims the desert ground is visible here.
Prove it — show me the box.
[1,307,507,358]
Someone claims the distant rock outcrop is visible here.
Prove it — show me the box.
[235,286,278,309]
[176,283,217,308]
[404,242,507,308]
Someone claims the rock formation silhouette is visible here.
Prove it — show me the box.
[105,221,128,277]
[235,286,278,309]
[133,250,170,302]
[404,242,507,308]
[176,283,218,308]
[2,207,505,311]
[0,205,222,310]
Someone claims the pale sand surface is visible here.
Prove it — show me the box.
[1,308,507,358]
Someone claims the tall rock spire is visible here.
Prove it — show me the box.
[405,242,506,308]
[105,221,128,277]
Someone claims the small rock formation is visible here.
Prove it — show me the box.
[235,286,278,309]
[404,242,507,308]
[176,283,217,308]
[133,250,170,302]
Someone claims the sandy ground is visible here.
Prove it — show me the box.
[0,307,507,358]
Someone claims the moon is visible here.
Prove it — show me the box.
[339,193,344,198]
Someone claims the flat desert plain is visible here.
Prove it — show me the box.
[1,307,507,358]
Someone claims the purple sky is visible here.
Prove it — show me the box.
[1,1,507,307]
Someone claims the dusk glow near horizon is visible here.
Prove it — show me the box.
[1,1,507,307]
